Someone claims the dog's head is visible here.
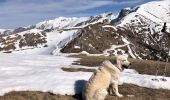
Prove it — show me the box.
[116,54,131,70]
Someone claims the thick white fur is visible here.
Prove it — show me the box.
[82,55,130,100]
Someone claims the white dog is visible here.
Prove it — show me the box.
[82,54,131,100]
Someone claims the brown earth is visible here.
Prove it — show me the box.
[61,23,124,54]
[1,84,170,100]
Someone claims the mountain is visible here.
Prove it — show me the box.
[61,0,170,61]
[35,13,114,31]
[111,0,170,60]
[0,0,170,61]
[0,12,115,54]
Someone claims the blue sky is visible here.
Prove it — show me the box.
[0,0,155,29]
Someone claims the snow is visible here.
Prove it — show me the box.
[122,37,130,44]
[9,29,79,55]
[103,44,128,56]
[103,37,134,57]
[36,12,115,31]
[120,70,170,90]
[118,0,170,27]
[0,29,13,33]
[80,51,104,56]
[102,25,117,31]
[137,0,170,23]
[127,45,136,59]
[0,54,92,96]
[74,46,80,49]
[36,17,80,30]
[51,30,79,55]
[122,37,137,59]
[0,54,170,96]
[89,44,94,48]
[0,29,6,33]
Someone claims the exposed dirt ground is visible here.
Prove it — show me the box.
[1,84,170,100]
[0,54,170,100]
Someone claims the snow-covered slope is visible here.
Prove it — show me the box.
[0,29,13,36]
[36,12,115,30]
[0,29,7,33]
[0,26,35,37]
[109,0,170,60]
[36,17,88,30]
[117,0,170,26]
[0,12,115,54]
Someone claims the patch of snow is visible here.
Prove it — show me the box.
[123,69,138,74]
[52,30,79,55]
[81,51,90,55]
[122,37,130,44]
[121,37,136,59]
[0,54,92,96]
[0,29,13,34]
[74,46,80,49]
[103,44,128,55]
[80,51,104,56]
[36,17,85,30]
[120,71,170,90]
[102,25,117,31]
[0,29,6,33]
[89,44,94,48]
[127,45,136,59]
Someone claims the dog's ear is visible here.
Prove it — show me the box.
[109,56,117,64]
[116,59,122,71]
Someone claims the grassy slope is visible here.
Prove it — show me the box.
[71,54,170,76]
